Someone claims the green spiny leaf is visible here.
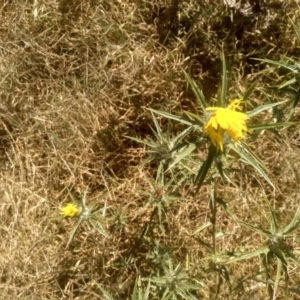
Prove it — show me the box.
[184,71,209,114]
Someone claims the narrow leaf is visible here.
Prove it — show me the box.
[283,202,300,234]
[253,58,297,73]
[126,136,157,148]
[192,222,212,236]
[218,52,228,107]
[247,101,287,118]
[185,111,206,126]
[208,247,269,264]
[227,143,275,189]
[290,17,300,47]
[265,196,279,234]
[194,146,216,194]
[167,143,197,171]
[151,110,164,140]
[248,122,293,131]
[273,258,282,300]
[173,125,195,146]
[184,71,209,114]
[243,82,257,102]
[149,108,195,126]
[279,77,297,89]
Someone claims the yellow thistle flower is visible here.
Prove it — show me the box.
[60,203,80,218]
[204,99,249,151]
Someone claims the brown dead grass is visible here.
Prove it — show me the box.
[0,0,300,299]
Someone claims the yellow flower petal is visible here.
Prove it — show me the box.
[60,203,79,218]
[227,98,244,111]
[204,99,249,151]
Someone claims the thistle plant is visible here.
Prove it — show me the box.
[150,257,202,299]
[60,189,108,248]
[150,53,290,193]
[97,257,204,300]
[214,196,300,299]
[127,110,195,186]
[134,52,294,299]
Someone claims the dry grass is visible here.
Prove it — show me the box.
[0,0,300,299]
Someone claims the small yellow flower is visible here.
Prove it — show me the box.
[204,99,249,151]
[60,203,80,218]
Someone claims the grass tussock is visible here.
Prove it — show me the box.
[0,0,300,299]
